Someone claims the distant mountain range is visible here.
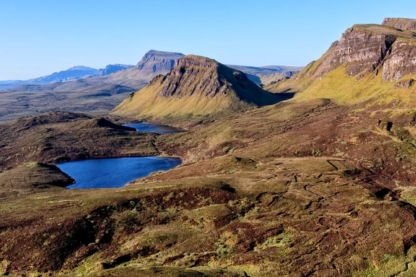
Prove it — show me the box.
[0,49,302,122]
[0,51,301,91]
[0,64,133,90]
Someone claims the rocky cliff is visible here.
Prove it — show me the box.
[105,50,184,85]
[382,17,416,31]
[315,22,416,81]
[267,18,416,104]
[135,50,182,73]
[112,55,290,118]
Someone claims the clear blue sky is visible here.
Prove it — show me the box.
[1,0,415,80]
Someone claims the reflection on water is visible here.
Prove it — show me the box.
[57,157,181,189]
[123,123,183,134]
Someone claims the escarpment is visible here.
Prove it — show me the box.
[267,18,416,97]
[318,20,416,81]
[382,17,416,31]
[112,55,290,118]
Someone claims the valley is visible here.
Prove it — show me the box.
[2,17,416,277]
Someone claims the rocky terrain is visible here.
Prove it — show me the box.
[112,55,293,119]
[3,17,416,277]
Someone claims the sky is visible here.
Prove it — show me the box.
[1,0,416,80]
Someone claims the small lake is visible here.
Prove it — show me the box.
[123,123,183,134]
[57,157,181,189]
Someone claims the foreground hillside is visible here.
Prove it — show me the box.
[3,96,416,276]
[112,55,292,119]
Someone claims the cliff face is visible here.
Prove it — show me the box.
[266,18,416,106]
[382,17,416,31]
[159,56,229,98]
[135,50,184,73]
[112,55,290,118]
[275,18,416,90]
[104,50,184,86]
[327,21,416,82]
[329,29,396,78]
[382,39,416,81]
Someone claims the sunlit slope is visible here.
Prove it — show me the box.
[112,55,287,118]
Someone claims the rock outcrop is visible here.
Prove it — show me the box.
[103,50,184,86]
[382,17,416,31]
[135,50,183,73]
[268,18,416,94]
[112,55,291,118]
[310,18,416,82]
[382,39,416,81]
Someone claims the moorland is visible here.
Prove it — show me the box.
[1,17,416,277]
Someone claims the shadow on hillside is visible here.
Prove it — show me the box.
[248,92,295,107]
[274,92,295,102]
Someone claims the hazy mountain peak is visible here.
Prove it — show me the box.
[135,50,184,70]
[66,66,98,71]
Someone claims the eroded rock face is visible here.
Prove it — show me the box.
[159,56,241,98]
[382,17,416,31]
[382,40,416,81]
[331,28,396,77]
[135,50,184,73]
[313,19,416,82]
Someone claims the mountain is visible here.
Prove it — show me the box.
[266,18,416,106]
[227,64,302,85]
[112,55,292,119]
[94,64,133,76]
[0,64,134,90]
[0,66,99,90]
[29,65,98,84]
[0,50,184,122]
[102,50,184,87]
[0,80,17,85]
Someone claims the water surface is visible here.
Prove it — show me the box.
[57,157,181,189]
[123,123,183,134]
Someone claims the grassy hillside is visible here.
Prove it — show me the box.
[112,55,290,119]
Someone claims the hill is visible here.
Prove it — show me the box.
[265,18,416,107]
[112,55,292,119]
